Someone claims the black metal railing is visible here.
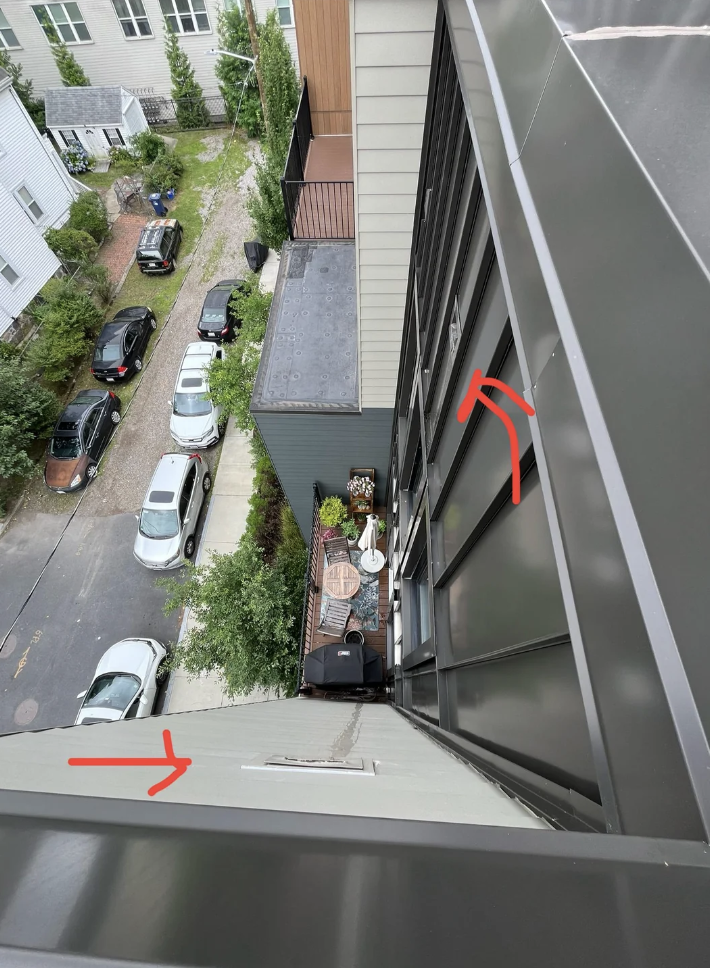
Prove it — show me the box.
[294,482,323,694]
[281,180,355,240]
[284,76,312,183]
[139,94,227,130]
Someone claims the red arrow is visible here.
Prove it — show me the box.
[68,729,192,796]
[457,368,536,505]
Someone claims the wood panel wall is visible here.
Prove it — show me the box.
[293,0,352,135]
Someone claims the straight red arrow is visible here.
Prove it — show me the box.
[68,729,192,796]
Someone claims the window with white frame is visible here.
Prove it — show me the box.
[103,128,125,146]
[32,3,91,44]
[159,0,210,34]
[275,0,292,27]
[0,7,20,48]
[0,255,19,287]
[15,186,44,223]
[111,0,152,38]
[58,129,80,146]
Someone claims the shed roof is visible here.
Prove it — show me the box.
[45,86,125,127]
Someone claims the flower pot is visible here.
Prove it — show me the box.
[347,538,358,548]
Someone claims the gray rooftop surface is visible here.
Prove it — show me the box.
[45,86,124,127]
[251,242,358,412]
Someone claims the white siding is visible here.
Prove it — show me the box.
[123,93,150,137]
[350,0,436,408]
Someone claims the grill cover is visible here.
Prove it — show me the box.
[244,240,269,271]
[304,643,383,686]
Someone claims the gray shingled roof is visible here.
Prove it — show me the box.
[45,87,124,127]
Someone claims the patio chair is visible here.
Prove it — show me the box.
[323,536,350,565]
[317,599,352,637]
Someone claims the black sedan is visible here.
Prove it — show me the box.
[196,279,245,343]
[45,390,121,492]
[91,306,157,382]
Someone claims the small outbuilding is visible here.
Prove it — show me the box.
[45,86,149,161]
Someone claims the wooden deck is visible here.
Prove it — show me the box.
[292,135,355,239]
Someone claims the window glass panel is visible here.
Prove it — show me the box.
[180,14,194,30]
[192,0,205,10]
[0,7,20,48]
[48,3,68,24]
[73,20,89,40]
[113,0,129,16]
[137,18,151,35]
[129,0,146,14]
[64,2,82,22]
[165,14,178,31]
[276,0,292,26]
[0,259,19,285]
[195,12,208,29]
[121,19,136,36]
[175,0,190,13]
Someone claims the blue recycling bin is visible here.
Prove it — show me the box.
[148,193,168,217]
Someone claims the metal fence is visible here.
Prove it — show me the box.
[294,482,323,694]
[282,180,355,240]
[138,94,227,129]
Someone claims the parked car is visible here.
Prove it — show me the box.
[170,343,224,449]
[134,452,211,570]
[136,218,183,274]
[74,638,168,725]
[196,279,245,342]
[44,389,121,493]
[91,306,157,382]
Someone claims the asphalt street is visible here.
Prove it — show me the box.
[0,510,183,734]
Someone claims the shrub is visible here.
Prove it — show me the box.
[142,152,184,194]
[51,40,91,86]
[245,453,284,564]
[247,144,288,251]
[60,141,92,174]
[164,23,210,129]
[27,277,103,383]
[319,496,347,528]
[44,226,98,266]
[341,518,359,541]
[215,6,263,137]
[81,263,113,307]
[0,341,20,361]
[0,359,60,500]
[129,130,167,164]
[68,191,109,243]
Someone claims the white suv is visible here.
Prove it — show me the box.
[134,453,211,569]
[170,342,223,449]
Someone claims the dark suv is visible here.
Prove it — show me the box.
[136,219,183,274]
[196,279,245,342]
[91,306,157,382]
[44,390,121,492]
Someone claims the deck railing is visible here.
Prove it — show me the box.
[294,482,323,694]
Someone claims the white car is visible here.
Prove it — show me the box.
[170,342,223,449]
[134,452,211,569]
[75,638,167,725]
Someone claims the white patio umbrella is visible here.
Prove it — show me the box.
[359,514,384,573]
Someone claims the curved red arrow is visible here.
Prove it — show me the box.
[457,368,535,505]
[68,729,192,796]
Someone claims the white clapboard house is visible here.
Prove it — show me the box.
[45,86,149,160]
[0,67,81,340]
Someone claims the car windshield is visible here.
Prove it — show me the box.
[95,340,122,363]
[201,309,225,323]
[139,508,179,538]
[84,673,140,712]
[173,392,212,416]
[49,436,81,459]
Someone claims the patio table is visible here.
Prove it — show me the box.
[323,562,361,600]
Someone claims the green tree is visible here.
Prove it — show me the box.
[44,226,98,267]
[164,22,210,129]
[52,40,91,86]
[67,191,109,242]
[26,277,103,383]
[0,50,46,129]
[0,359,59,487]
[215,6,263,137]
[159,534,302,696]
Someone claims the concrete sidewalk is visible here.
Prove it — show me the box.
[166,251,280,714]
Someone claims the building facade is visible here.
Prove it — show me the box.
[0,66,79,337]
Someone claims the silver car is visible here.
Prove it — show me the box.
[170,342,223,449]
[134,452,211,569]
[75,638,168,725]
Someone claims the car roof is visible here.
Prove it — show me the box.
[145,218,178,229]
[96,320,128,344]
[95,638,156,678]
[56,391,106,433]
[202,288,232,309]
[113,306,149,320]
[145,453,191,508]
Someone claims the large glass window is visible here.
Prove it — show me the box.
[111,0,152,38]
[0,7,20,48]
[414,556,431,646]
[32,4,91,43]
[159,0,210,34]
[15,186,43,223]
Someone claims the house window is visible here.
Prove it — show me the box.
[111,0,152,38]
[0,255,19,287]
[103,128,125,146]
[58,129,80,146]
[32,3,91,44]
[275,0,292,27]
[0,7,20,49]
[15,186,44,223]
[158,0,210,34]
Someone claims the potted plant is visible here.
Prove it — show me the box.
[321,527,340,543]
[341,517,359,548]
[347,475,374,500]
[319,496,347,529]
[378,519,386,539]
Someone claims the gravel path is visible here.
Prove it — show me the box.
[77,135,257,518]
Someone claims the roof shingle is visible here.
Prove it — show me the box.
[45,87,124,127]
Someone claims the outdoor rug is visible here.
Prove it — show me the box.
[320,549,379,631]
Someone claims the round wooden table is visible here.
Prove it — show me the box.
[323,562,361,599]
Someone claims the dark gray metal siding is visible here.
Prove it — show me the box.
[255,408,393,538]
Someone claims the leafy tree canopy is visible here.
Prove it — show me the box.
[44,226,98,266]
[215,6,263,137]
[259,9,299,163]
[0,359,59,482]
[67,191,109,243]
[164,22,210,129]
[52,40,91,86]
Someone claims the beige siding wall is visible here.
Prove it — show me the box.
[350,0,436,408]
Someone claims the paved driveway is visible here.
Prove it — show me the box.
[0,136,254,734]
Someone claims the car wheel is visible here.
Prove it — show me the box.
[86,463,98,480]
[202,473,212,494]
[155,660,168,685]
[218,420,227,438]
[110,409,121,424]
[150,316,157,330]
[135,358,143,371]
[184,535,196,559]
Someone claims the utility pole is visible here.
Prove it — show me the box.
[243,0,267,129]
